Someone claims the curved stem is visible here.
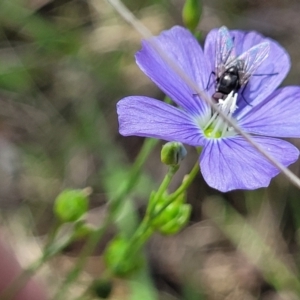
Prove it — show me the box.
[120,160,199,261]
[167,161,199,204]
[111,138,158,209]
[54,139,158,300]
[126,165,178,252]
[151,161,199,220]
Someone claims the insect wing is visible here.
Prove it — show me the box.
[229,42,270,86]
[215,26,236,77]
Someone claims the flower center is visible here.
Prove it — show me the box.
[203,91,238,139]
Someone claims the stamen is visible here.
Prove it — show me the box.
[218,91,237,114]
[203,110,218,131]
[204,92,238,139]
[229,93,238,114]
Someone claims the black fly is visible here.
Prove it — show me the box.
[212,26,270,102]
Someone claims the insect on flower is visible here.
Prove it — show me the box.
[212,26,270,102]
[117,26,300,192]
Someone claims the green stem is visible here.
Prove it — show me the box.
[53,216,113,300]
[119,161,199,264]
[149,161,199,221]
[74,160,199,299]
[5,103,190,300]
[53,139,158,300]
[167,161,199,204]
[110,138,157,210]
[154,166,177,204]
[126,165,178,252]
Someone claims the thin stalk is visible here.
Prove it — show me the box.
[125,165,178,253]
[74,160,199,300]
[53,139,158,299]
[166,161,199,204]
[121,161,199,260]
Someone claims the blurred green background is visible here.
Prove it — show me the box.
[1,0,300,299]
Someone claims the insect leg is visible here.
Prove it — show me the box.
[206,71,216,91]
[240,82,253,107]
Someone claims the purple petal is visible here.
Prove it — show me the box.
[204,28,290,118]
[200,136,299,192]
[136,26,210,116]
[117,96,205,146]
[204,28,219,75]
[239,87,300,138]
[232,30,290,117]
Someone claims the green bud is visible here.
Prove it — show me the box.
[91,278,113,299]
[150,192,191,235]
[182,0,202,32]
[161,142,187,166]
[158,204,191,235]
[54,189,89,223]
[104,237,143,277]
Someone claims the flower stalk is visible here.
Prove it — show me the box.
[104,160,199,277]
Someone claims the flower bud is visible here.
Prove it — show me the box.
[54,189,89,223]
[104,237,143,277]
[182,0,202,32]
[161,142,187,166]
[150,192,191,235]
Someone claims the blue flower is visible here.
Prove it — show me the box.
[117,26,300,192]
